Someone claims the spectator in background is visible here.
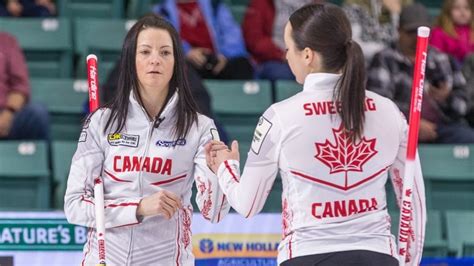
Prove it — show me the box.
[0,32,50,140]
[154,0,254,80]
[431,0,474,64]
[343,0,412,63]
[0,0,56,17]
[368,3,474,144]
[242,0,318,81]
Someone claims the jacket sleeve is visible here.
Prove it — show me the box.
[194,119,230,223]
[216,107,280,217]
[242,0,284,62]
[429,27,448,54]
[64,111,141,229]
[388,107,426,266]
[214,3,248,58]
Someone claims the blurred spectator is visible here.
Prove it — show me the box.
[431,0,474,63]
[0,0,56,17]
[242,0,318,81]
[368,3,474,144]
[0,32,50,140]
[343,0,412,63]
[153,0,254,80]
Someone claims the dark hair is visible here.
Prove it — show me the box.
[104,14,198,139]
[289,3,366,140]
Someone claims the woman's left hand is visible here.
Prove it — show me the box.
[205,140,240,173]
[212,54,227,75]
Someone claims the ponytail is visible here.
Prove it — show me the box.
[336,40,366,141]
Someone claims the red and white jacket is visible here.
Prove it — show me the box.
[65,91,230,266]
[217,73,426,265]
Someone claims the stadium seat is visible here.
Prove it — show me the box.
[445,211,474,257]
[427,8,441,18]
[204,79,272,120]
[390,210,448,257]
[127,0,162,18]
[30,78,88,140]
[418,144,474,211]
[227,0,250,6]
[0,141,50,210]
[204,79,272,165]
[275,80,302,102]
[51,141,77,209]
[74,18,135,81]
[0,18,73,78]
[464,242,474,257]
[417,0,443,9]
[58,0,125,18]
[229,5,247,24]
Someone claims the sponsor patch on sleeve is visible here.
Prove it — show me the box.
[251,116,272,154]
[210,128,220,141]
[156,138,186,147]
[107,133,139,147]
[78,131,87,142]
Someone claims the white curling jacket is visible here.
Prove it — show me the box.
[65,91,230,266]
[216,73,426,265]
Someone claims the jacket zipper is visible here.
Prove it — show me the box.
[139,121,156,197]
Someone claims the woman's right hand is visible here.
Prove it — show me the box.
[136,190,182,219]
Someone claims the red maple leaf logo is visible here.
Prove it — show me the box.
[315,123,377,189]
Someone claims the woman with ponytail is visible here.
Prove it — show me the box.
[206,3,426,266]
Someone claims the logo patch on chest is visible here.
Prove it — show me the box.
[291,123,383,192]
[156,138,186,147]
[107,133,139,147]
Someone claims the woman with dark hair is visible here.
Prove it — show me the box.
[65,14,229,265]
[431,0,474,63]
[206,3,425,266]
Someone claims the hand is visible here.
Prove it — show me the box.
[382,0,402,14]
[418,119,438,142]
[212,54,227,75]
[428,82,451,103]
[186,48,211,68]
[205,140,229,172]
[7,0,23,16]
[205,140,239,173]
[136,190,182,219]
[0,110,14,137]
